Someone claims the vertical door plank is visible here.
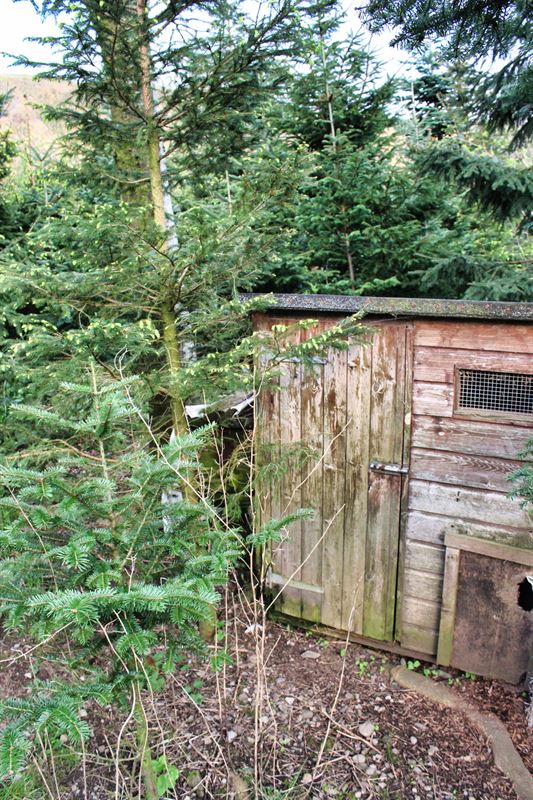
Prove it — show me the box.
[363,324,407,640]
[276,321,303,618]
[255,317,280,583]
[363,472,403,639]
[368,323,406,464]
[341,341,372,633]
[320,344,348,629]
[300,322,327,622]
[396,324,414,641]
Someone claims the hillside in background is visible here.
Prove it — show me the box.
[0,73,69,154]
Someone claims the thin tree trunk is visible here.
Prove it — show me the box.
[136,0,188,440]
[133,682,158,800]
[135,0,216,640]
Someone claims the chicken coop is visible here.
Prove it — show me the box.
[254,295,533,683]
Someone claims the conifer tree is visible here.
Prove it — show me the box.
[362,0,533,228]
[0,365,239,796]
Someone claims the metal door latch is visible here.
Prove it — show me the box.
[369,461,408,475]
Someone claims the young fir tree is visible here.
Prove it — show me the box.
[0,364,240,796]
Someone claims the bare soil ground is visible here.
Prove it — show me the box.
[0,597,530,799]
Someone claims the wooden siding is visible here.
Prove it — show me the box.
[400,320,533,657]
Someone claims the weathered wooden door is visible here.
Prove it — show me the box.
[258,316,412,642]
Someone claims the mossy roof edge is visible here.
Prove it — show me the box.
[245,294,533,322]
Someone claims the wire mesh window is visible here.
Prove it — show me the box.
[457,369,533,417]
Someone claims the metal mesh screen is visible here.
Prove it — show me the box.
[458,369,533,416]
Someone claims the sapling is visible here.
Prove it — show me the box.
[0,363,240,797]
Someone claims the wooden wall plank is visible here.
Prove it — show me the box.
[414,321,533,354]
[405,510,533,549]
[404,569,444,603]
[410,448,523,492]
[408,479,532,529]
[412,416,532,459]
[412,382,454,417]
[401,596,442,633]
[414,346,533,384]
[400,622,439,656]
[341,341,371,633]
[405,540,445,575]
[320,345,348,629]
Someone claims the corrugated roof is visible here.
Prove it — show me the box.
[247,294,533,322]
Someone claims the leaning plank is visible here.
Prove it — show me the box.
[409,480,532,529]
[363,324,407,640]
[436,546,461,666]
[414,321,533,354]
[410,448,523,492]
[412,416,532,459]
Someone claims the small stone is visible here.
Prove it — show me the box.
[300,710,313,720]
[410,736,417,745]
[366,764,378,776]
[24,672,32,679]
[428,745,438,757]
[301,650,320,659]
[358,721,375,739]
[227,730,238,743]
[79,708,88,719]
[284,696,295,706]
[302,773,313,785]
[354,754,366,764]
[244,623,263,635]
[60,734,68,744]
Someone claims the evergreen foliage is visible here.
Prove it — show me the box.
[362,0,533,148]
[0,365,240,787]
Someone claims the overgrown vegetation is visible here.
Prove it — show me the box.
[0,0,531,795]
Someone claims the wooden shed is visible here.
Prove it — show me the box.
[254,295,533,682]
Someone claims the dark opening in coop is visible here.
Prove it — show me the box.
[518,577,533,612]
[457,369,533,416]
